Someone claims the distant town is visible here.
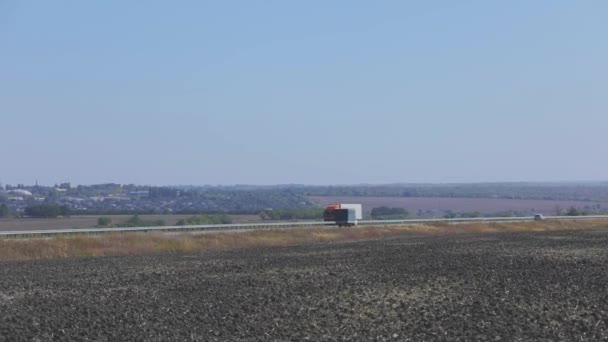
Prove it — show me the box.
[2,181,608,219]
[0,182,314,217]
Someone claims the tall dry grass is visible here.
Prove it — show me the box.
[0,219,606,261]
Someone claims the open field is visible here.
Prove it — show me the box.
[0,214,262,232]
[2,224,608,341]
[309,195,606,216]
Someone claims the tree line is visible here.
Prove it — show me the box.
[95,214,233,228]
[24,204,70,218]
[259,208,324,220]
[370,207,409,220]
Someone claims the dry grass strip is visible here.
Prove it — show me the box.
[0,219,606,261]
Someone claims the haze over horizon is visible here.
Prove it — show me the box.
[3,180,608,189]
[2,1,606,186]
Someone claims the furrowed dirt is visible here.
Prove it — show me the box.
[2,228,608,341]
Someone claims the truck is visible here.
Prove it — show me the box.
[323,204,362,226]
[332,209,358,227]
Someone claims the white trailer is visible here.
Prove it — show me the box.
[337,204,363,220]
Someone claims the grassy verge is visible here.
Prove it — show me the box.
[0,219,607,261]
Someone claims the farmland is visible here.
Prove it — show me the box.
[1,225,608,341]
[308,196,606,217]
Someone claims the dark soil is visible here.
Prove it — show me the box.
[2,229,608,341]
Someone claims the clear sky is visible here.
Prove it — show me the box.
[1,1,607,186]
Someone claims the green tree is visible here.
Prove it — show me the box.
[0,204,9,218]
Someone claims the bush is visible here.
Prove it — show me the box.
[566,206,586,216]
[97,216,113,227]
[0,204,9,218]
[460,211,481,218]
[118,215,165,227]
[176,214,232,225]
[371,207,409,220]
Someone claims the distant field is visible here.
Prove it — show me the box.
[0,214,262,231]
[308,196,606,217]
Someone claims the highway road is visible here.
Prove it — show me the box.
[1,215,608,238]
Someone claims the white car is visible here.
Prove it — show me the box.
[534,214,545,221]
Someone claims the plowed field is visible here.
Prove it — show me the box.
[2,229,608,341]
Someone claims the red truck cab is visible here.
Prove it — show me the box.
[323,204,341,222]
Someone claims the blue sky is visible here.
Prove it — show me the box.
[1,1,607,186]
